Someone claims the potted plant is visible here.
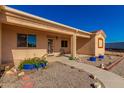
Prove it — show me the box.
[89,56,96,62]
[18,57,48,70]
[39,60,48,68]
[98,55,104,59]
[18,59,35,70]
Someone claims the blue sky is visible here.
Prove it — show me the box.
[8,5,124,43]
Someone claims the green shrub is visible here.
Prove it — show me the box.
[18,57,48,70]
[69,56,76,60]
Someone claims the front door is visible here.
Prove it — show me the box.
[48,39,54,54]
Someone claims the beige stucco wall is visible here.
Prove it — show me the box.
[2,24,71,64]
[45,32,71,55]
[71,34,77,57]
[77,36,95,55]
[0,23,2,64]
[95,34,105,56]
[77,33,105,56]
[1,23,105,65]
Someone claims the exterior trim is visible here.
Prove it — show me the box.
[0,6,91,35]
[98,38,104,48]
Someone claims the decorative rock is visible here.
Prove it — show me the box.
[6,70,14,75]
[94,82,102,88]
[89,74,96,79]
[109,61,112,65]
[18,72,25,77]
[70,66,75,69]
[109,56,113,59]
[100,63,105,69]
[5,66,10,71]
[77,58,82,62]
[11,68,17,73]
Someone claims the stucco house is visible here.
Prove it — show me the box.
[0,6,106,65]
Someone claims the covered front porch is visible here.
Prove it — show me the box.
[0,23,91,65]
[0,6,94,65]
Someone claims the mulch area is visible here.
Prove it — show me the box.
[0,62,95,88]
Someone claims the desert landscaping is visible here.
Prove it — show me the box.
[77,55,121,69]
[0,62,95,88]
[1,51,124,88]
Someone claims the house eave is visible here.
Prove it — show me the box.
[0,6,92,38]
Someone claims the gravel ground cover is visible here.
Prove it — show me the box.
[78,55,121,68]
[0,62,95,88]
[110,59,124,78]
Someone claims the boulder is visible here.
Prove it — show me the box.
[6,70,15,76]
[94,82,102,88]
[18,72,25,77]
[100,63,105,69]
[5,66,10,71]
[11,68,17,72]
[89,74,96,79]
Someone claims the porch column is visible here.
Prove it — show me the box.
[0,23,2,64]
[71,34,77,58]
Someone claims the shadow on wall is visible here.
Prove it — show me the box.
[76,37,92,55]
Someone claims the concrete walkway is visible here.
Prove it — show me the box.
[48,56,124,88]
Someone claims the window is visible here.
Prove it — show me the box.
[17,34,36,47]
[61,40,68,47]
[98,38,103,48]
[17,34,27,47]
[28,35,36,47]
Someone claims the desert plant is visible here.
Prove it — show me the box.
[18,57,48,70]
[69,56,76,60]
[18,58,33,70]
